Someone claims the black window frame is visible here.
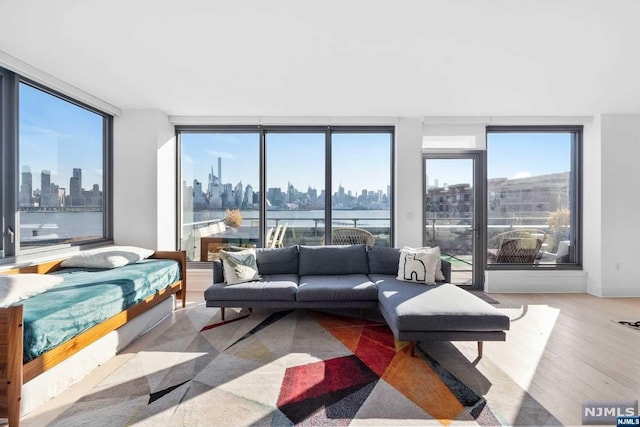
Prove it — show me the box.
[176,125,395,263]
[485,125,582,270]
[0,66,113,263]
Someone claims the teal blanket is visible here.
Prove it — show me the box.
[21,259,181,363]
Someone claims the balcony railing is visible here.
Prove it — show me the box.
[182,216,391,261]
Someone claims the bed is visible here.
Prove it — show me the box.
[0,250,186,427]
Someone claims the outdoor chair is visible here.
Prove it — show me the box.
[487,228,546,263]
[325,227,375,246]
[272,223,288,248]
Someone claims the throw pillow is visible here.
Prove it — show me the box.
[219,248,261,285]
[402,246,446,282]
[0,274,64,307]
[397,247,440,284]
[61,246,155,269]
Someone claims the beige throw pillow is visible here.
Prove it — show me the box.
[397,247,440,284]
[219,248,261,285]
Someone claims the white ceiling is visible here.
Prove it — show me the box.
[1,0,639,117]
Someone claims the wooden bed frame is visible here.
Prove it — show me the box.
[0,250,187,427]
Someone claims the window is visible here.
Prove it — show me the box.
[265,132,326,248]
[332,132,392,246]
[177,126,394,262]
[0,68,112,260]
[179,131,260,261]
[486,126,581,267]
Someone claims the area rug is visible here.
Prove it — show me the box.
[46,306,506,426]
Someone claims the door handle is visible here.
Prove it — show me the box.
[6,226,14,243]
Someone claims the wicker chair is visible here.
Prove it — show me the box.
[326,227,375,246]
[487,229,546,263]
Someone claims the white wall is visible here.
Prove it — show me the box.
[113,110,176,250]
[394,118,423,247]
[596,114,640,296]
[111,112,640,297]
[583,116,603,296]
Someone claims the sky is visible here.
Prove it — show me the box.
[181,132,393,196]
[18,83,570,197]
[19,83,104,191]
[425,132,572,188]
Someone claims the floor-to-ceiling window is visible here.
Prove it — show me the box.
[486,126,581,267]
[332,132,392,246]
[180,130,261,261]
[265,131,326,248]
[177,126,394,262]
[0,67,112,261]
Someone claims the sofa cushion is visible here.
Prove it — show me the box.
[204,274,298,301]
[372,274,510,332]
[256,246,299,275]
[297,274,377,302]
[298,245,369,276]
[367,246,400,275]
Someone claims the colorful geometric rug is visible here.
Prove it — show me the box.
[46,306,507,426]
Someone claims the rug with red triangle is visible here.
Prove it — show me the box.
[43,306,557,426]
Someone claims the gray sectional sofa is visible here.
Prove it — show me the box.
[204,244,510,357]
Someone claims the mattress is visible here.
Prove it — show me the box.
[20,259,181,362]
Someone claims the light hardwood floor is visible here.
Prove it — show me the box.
[16,291,640,426]
[423,292,640,426]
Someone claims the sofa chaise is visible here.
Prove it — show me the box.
[204,244,510,357]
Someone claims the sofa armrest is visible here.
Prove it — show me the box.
[213,259,224,284]
[440,259,452,283]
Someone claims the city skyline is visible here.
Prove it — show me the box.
[19,165,102,209]
[185,156,390,211]
[181,132,393,196]
[19,82,105,192]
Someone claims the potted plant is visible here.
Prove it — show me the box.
[224,208,243,228]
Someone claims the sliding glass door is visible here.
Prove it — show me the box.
[423,152,484,288]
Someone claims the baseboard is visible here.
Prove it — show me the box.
[597,287,640,297]
[187,268,212,292]
[484,270,588,293]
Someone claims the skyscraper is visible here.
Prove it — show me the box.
[20,166,33,207]
[41,170,51,207]
[70,168,83,206]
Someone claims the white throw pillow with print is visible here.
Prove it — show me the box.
[219,248,261,285]
[401,246,445,282]
[397,247,439,284]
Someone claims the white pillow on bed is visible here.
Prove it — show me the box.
[0,274,64,307]
[60,246,155,269]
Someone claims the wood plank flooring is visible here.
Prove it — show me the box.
[424,292,640,426]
